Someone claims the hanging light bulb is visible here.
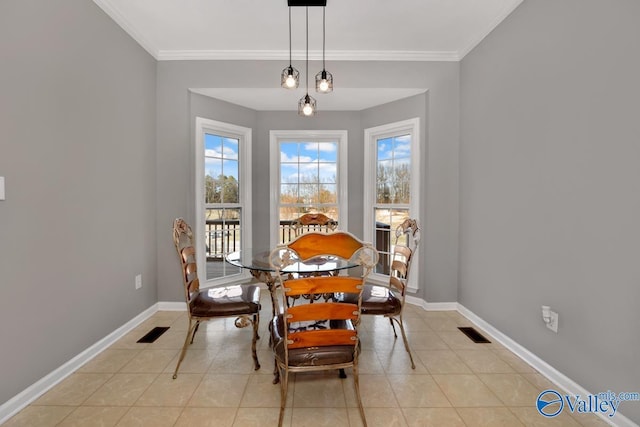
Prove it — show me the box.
[299,93,316,116]
[283,66,299,89]
[281,7,299,89]
[298,7,316,116]
[315,6,333,93]
[316,70,332,92]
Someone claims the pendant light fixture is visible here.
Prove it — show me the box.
[283,0,327,115]
[298,7,316,116]
[280,6,299,89]
[315,6,333,93]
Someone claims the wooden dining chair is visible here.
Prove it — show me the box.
[269,232,378,427]
[172,218,261,379]
[290,213,340,281]
[291,212,338,236]
[366,219,419,367]
[339,218,420,369]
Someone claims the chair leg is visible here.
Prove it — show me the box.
[189,320,200,344]
[397,316,416,369]
[252,312,261,370]
[278,364,289,427]
[254,313,261,340]
[388,317,398,338]
[173,319,198,379]
[272,357,280,384]
[352,359,368,427]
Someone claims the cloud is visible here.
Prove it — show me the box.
[205,145,238,159]
[205,157,239,179]
[282,162,337,184]
[281,152,314,163]
[304,142,336,152]
[377,136,411,161]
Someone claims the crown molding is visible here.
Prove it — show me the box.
[94,0,518,63]
[93,0,159,58]
[157,49,460,62]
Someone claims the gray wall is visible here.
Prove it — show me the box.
[0,0,157,404]
[460,0,640,422]
[157,61,459,303]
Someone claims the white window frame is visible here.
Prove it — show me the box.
[269,130,348,248]
[363,118,420,291]
[195,117,253,286]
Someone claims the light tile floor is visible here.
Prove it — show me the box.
[4,291,610,427]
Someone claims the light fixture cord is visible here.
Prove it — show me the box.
[288,7,292,66]
[322,6,326,69]
[305,6,309,92]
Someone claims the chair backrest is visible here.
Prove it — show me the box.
[270,232,378,353]
[389,218,419,296]
[173,218,200,306]
[395,218,420,252]
[291,213,338,237]
[388,244,413,297]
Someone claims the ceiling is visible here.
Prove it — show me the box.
[94,0,523,111]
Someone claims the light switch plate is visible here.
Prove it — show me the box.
[0,177,5,200]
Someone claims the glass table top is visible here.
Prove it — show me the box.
[225,248,357,274]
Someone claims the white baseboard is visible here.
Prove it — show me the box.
[405,295,458,311]
[157,301,187,311]
[0,304,159,425]
[457,304,638,427]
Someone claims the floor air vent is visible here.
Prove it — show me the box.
[458,327,491,343]
[137,326,170,343]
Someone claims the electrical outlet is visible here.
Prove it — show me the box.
[546,310,559,333]
[135,274,142,290]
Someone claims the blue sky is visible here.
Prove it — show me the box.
[280,141,337,184]
[202,134,410,183]
[377,134,411,162]
[205,134,239,179]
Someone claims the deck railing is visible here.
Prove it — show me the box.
[205,219,241,259]
[205,219,391,274]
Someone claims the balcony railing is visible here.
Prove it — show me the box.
[205,219,391,275]
[205,219,240,260]
[205,219,360,257]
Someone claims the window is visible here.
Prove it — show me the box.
[195,118,252,285]
[364,118,420,289]
[269,131,348,247]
